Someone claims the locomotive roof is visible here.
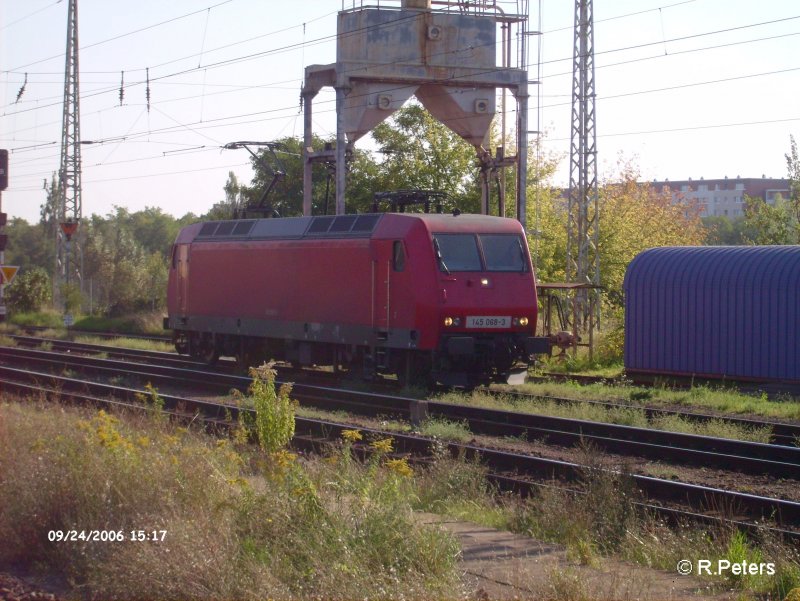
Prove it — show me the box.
[176,212,524,244]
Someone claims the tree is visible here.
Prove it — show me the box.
[4,267,52,313]
[700,216,756,245]
[128,206,182,258]
[205,171,246,220]
[596,164,705,310]
[39,173,59,229]
[786,134,800,222]
[525,138,568,284]
[742,194,798,245]
[142,252,168,310]
[81,208,151,315]
[229,105,486,218]
[5,217,53,272]
[234,136,341,218]
[702,216,736,245]
[371,104,480,213]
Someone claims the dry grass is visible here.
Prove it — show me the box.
[504,448,800,600]
[4,394,797,600]
[0,399,461,600]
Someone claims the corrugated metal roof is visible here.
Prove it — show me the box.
[624,246,800,382]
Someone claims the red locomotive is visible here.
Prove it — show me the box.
[165,212,549,386]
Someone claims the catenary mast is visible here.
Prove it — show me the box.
[56,0,82,312]
[566,0,600,342]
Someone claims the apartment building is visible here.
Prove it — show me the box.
[650,176,790,218]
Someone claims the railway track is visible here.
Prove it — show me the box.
[3,343,800,531]
[13,333,800,445]
[2,364,799,542]
[19,324,171,343]
[10,335,800,444]
[2,342,800,482]
[530,370,800,398]
[18,325,799,398]
[481,386,800,447]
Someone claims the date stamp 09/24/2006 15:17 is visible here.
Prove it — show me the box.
[47,530,167,543]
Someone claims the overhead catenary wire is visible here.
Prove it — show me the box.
[5,0,238,73]
[6,39,798,161]
[0,0,62,33]
[4,9,797,119]
[7,36,800,169]
[2,3,798,197]
[2,9,426,115]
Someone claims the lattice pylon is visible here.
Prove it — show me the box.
[56,0,82,303]
[566,0,600,331]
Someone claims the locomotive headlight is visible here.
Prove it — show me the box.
[480,278,490,287]
[444,317,453,327]
[519,317,529,326]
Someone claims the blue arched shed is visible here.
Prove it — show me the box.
[623,246,800,383]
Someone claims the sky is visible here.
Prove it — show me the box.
[1,0,798,225]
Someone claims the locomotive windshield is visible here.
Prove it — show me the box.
[432,233,528,273]
[433,234,482,272]
[480,234,528,272]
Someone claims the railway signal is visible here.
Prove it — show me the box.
[0,149,8,191]
[0,266,19,285]
[0,149,7,321]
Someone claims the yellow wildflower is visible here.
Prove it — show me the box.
[385,457,413,478]
[271,449,297,469]
[341,429,363,443]
[369,437,394,454]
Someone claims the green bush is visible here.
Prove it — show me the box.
[249,362,297,454]
[4,267,51,313]
[9,310,64,328]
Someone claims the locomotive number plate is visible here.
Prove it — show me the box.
[466,316,510,328]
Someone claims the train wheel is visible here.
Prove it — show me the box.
[174,332,189,355]
[196,335,219,366]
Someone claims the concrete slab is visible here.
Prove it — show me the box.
[417,513,734,601]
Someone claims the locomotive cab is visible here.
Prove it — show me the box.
[427,227,543,386]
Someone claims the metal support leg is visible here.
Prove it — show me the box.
[516,84,529,228]
[302,92,314,217]
[335,86,347,215]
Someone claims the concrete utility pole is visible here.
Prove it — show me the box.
[56,0,82,317]
[566,0,600,339]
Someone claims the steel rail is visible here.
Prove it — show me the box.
[14,334,800,447]
[2,366,800,536]
[9,334,212,368]
[1,346,799,482]
[481,387,800,447]
[20,324,171,343]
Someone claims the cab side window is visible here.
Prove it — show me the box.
[392,241,405,272]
